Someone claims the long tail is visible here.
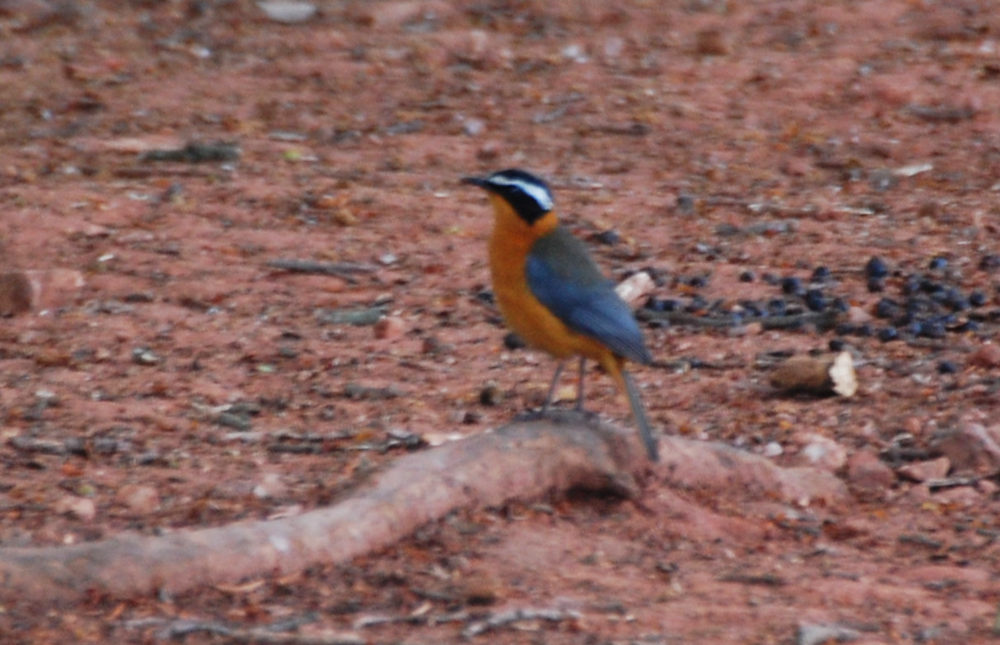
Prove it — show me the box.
[616,367,659,461]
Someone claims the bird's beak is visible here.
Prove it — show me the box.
[461,176,489,189]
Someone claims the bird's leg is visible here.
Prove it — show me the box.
[575,356,586,411]
[542,361,566,414]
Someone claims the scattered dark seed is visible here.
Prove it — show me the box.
[857,323,873,337]
[829,338,846,351]
[688,275,708,288]
[739,270,756,283]
[969,291,987,307]
[928,256,948,271]
[831,297,849,312]
[867,277,885,293]
[767,298,787,316]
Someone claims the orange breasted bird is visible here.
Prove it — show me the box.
[462,168,659,461]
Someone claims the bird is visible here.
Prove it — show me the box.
[462,168,659,461]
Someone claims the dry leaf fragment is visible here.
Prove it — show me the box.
[769,351,857,397]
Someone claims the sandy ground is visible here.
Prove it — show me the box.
[1,0,999,642]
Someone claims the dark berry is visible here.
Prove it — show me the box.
[739,270,756,283]
[688,275,708,288]
[831,297,849,312]
[874,298,898,319]
[942,289,969,311]
[811,266,832,283]
[856,323,874,337]
[928,256,948,271]
[902,275,922,296]
[767,298,787,316]
[919,320,946,339]
[804,288,827,312]
[781,276,804,296]
[865,256,889,279]
[829,338,846,351]
[937,360,958,374]
[969,290,987,307]
[878,327,899,342]
[835,323,856,335]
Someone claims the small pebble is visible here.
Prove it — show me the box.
[54,495,96,522]
[968,343,1000,368]
[131,347,161,365]
[762,441,783,457]
[116,484,161,515]
[373,315,406,340]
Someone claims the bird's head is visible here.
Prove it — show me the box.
[462,168,554,226]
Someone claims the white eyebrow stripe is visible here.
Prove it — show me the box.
[488,174,554,211]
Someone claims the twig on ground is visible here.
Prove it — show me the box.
[266,259,378,283]
[461,607,582,638]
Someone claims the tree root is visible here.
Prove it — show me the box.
[0,412,846,606]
